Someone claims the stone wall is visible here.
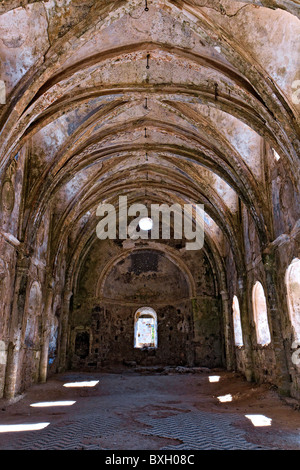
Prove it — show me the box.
[68,240,223,369]
[0,0,299,401]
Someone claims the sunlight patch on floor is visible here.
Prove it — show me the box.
[217,394,232,402]
[0,422,50,433]
[30,401,76,407]
[209,376,220,382]
[63,380,99,388]
[245,414,272,426]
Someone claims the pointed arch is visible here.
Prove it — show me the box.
[285,258,300,343]
[232,295,243,347]
[252,281,271,346]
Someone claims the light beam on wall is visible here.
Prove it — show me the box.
[272,149,281,161]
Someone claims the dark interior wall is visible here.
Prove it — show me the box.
[68,239,223,369]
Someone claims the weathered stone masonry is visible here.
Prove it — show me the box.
[0,0,299,399]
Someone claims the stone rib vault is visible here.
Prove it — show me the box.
[0,0,299,402]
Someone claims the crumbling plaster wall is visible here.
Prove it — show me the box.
[0,0,299,400]
[224,143,300,395]
[0,141,59,397]
[69,238,223,369]
[0,147,26,396]
[11,208,52,394]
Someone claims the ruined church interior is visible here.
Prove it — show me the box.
[0,0,299,452]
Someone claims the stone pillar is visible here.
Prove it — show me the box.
[220,290,234,371]
[4,254,30,399]
[262,252,291,395]
[39,278,54,383]
[238,277,254,382]
[57,285,72,373]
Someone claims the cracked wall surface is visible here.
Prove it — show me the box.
[0,0,299,399]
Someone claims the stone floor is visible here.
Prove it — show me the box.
[0,366,300,450]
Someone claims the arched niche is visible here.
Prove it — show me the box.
[74,330,90,359]
[134,307,158,349]
[48,314,59,366]
[99,248,193,304]
[252,281,271,346]
[24,281,42,348]
[20,280,43,390]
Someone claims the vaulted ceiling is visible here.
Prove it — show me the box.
[0,0,299,288]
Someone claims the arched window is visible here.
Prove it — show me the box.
[134,307,157,349]
[24,281,42,348]
[285,258,300,343]
[232,295,243,347]
[252,281,271,346]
